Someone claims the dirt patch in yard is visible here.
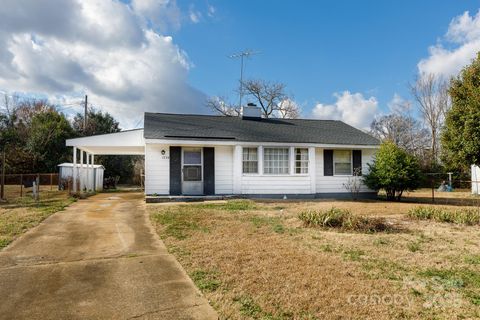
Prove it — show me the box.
[149,197,480,319]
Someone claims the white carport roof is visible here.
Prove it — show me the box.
[66,129,145,155]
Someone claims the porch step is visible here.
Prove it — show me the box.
[145,195,241,203]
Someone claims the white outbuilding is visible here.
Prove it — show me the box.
[58,163,105,191]
[472,165,480,195]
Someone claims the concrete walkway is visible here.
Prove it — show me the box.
[0,193,217,319]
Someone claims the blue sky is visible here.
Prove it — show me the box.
[174,0,479,116]
[1,1,480,129]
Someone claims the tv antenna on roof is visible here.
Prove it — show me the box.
[229,49,261,109]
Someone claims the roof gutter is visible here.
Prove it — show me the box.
[144,138,380,149]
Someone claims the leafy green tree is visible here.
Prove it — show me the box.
[73,109,120,135]
[363,141,421,201]
[442,53,480,172]
[1,98,76,173]
[27,109,75,172]
[73,109,138,183]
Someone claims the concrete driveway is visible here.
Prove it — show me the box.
[0,192,217,320]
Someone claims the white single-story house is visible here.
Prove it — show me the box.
[66,106,380,199]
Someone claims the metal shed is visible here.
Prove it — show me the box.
[58,163,105,191]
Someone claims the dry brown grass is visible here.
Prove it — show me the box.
[1,184,59,200]
[0,190,75,249]
[149,193,480,319]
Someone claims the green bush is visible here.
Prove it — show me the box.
[298,207,393,233]
[408,206,480,225]
[363,141,421,201]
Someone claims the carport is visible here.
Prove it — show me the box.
[65,129,145,192]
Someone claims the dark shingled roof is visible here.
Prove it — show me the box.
[144,112,380,146]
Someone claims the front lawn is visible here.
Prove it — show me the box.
[0,190,75,249]
[149,197,480,319]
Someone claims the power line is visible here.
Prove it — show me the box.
[229,49,261,108]
[84,94,88,131]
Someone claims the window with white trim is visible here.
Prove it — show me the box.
[334,150,352,175]
[242,147,258,174]
[295,148,309,174]
[263,147,289,174]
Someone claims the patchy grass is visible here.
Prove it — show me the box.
[190,269,221,292]
[0,190,75,249]
[407,241,421,252]
[151,206,209,240]
[408,206,480,225]
[192,199,257,211]
[343,248,365,261]
[148,198,480,319]
[418,268,480,305]
[298,207,396,233]
[465,255,480,265]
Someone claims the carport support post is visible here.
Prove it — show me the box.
[73,147,77,193]
[0,149,4,200]
[91,154,95,191]
[87,153,92,191]
[86,152,89,191]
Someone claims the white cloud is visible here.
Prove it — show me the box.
[0,0,206,128]
[311,91,378,130]
[207,5,216,18]
[387,93,412,114]
[131,0,181,31]
[418,10,480,79]
[189,11,201,24]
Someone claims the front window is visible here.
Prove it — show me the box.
[264,147,289,174]
[334,150,352,175]
[242,147,258,174]
[295,148,309,174]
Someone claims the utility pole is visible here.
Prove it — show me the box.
[84,94,88,131]
[229,50,260,109]
[1,149,5,200]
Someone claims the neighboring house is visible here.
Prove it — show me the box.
[66,106,380,198]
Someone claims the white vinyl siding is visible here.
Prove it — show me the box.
[241,175,312,194]
[145,144,170,195]
[315,148,375,193]
[144,143,377,196]
[263,147,289,174]
[215,146,234,194]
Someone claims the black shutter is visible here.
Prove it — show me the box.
[353,150,362,175]
[169,146,182,195]
[324,149,333,176]
[203,147,215,195]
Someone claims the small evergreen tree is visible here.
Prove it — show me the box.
[363,141,421,201]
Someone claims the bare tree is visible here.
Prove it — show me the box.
[410,73,450,165]
[243,79,288,118]
[205,96,240,117]
[206,79,300,119]
[370,100,430,156]
[277,99,301,119]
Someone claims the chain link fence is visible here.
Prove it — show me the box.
[1,173,59,200]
